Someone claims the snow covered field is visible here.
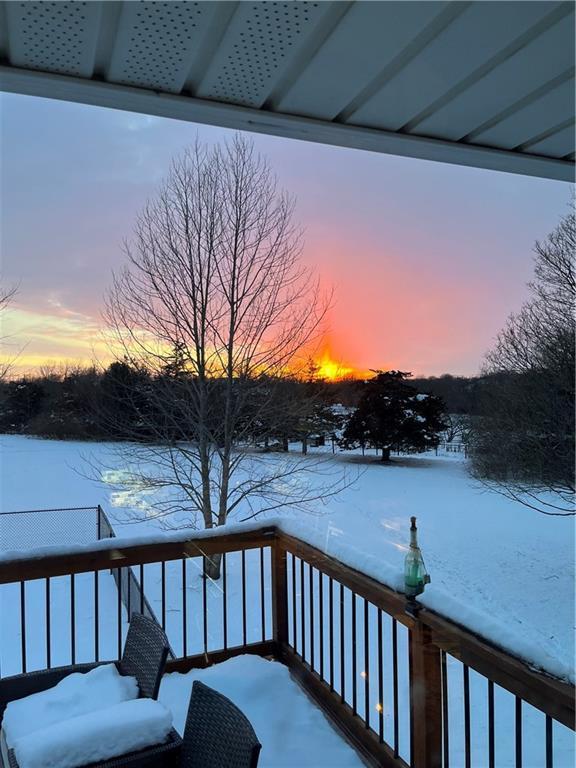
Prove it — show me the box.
[1,435,573,683]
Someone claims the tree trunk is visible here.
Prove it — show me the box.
[302,435,308,455]
[282,436,289,451]
[381,446,391,462]
[204,552,222,581]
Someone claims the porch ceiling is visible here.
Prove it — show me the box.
[0,1,574,181]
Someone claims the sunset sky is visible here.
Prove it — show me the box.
[0,92,570,377]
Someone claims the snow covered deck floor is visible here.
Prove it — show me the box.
[160,655,363,768]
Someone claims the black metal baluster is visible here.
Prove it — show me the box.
[241,549,247,646]
[515,697,522,768]
[309,564,315,671]
[139,564,144,614]
[70,574,76,665]
[392,618,399,758]
[161,561,166,630]
[545,715,553,768]
[117,569,122,660]
[329,576,334,690]
[20,581,26,673]
[319,570,324,680]
[45,577,51,669]
[377,610,383,743]
[182,558,187,657]
[442,650,450,768]
[291,554,297,651]
[203,556,208,655]
[260,547,266,642]
[340,583,345,702]
[464,664,471,768]
[488,679,495,768]
[126,567,131,618]
[352,593,357,715]
[223,552,228,650]
[94,570,99,662]
[300,558,306,660]
[364,598,369,728]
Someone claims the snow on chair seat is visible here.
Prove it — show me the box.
[2,664,138,748]
[10,698,173,768]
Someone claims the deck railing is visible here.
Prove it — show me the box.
[0,526,573,768]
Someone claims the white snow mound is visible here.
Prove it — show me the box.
[2,663,139,746]
[12,698,173,768]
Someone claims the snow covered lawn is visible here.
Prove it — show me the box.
[1,435,573,684]
[160,654,363,767]
[0,435,574,766]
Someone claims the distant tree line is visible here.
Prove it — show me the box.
[313,373,484,414]
[0,362,341,447]
[0,363,450,456]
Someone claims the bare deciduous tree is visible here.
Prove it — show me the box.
[471,206,575,515]
[101,137,351,575]
[443,413,471,445]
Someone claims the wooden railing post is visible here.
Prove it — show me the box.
[410,620,443,768]
[271,540,288,659]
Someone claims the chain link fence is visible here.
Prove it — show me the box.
[0,506,114,551]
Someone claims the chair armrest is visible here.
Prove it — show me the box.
[0,663,107,721]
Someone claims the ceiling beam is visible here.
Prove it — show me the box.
[1,64,573,182]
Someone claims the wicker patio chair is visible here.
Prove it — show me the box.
[180,681,262,768]
[1,615,172,768]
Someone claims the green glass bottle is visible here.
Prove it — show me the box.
[404,516,430,598]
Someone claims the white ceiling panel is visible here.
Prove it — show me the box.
[275,1,448,120]
[196,1,331,108]
[470,78,575,150]
[522,123,575,159]
[5,0,103,77]
[348,1,557,131]
[414,9,575,141]
[106,1,221,93]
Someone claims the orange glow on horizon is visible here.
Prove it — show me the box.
[315,350,355,381]
[311,342,371,381]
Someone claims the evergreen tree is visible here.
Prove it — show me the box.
[99,360,151,439]
[0,378,45,432]
[340,371,447,461]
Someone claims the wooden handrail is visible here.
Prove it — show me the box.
[0,526,277,583]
